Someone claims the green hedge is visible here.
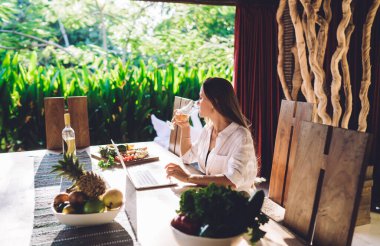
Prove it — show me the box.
[0,52,233,152]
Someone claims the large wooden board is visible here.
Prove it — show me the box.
[168,96,192,156]
[268,100,313,207]
[44,97,65,150]
[68,96,90,148]
[284,121,371,246]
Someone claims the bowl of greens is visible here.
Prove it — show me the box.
[170,183,268,246]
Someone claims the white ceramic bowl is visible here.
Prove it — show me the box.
[52,204,123,226]
[171,225,242,246]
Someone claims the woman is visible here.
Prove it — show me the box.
[165,77,257,195]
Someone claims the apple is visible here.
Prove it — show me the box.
[102,188,123,209]
[54,193,69,209]
[171,214,200,235]
[83,199,105,214]
[62,204,76,214]
[69,191,88,210]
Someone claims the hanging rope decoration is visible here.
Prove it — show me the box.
[358,0,380,132]
[330,0,352,127]
[288,0,316,104]
[300,0,331,125]
[277,0,293,100]
[341,13,355,129]
[277,0,378,131]
[316,0,332,67]
[277,0,293,101]
[290,45,303,100]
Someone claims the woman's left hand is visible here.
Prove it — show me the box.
[165,163,190,182]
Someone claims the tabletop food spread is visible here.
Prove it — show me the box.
[93,144,158,168]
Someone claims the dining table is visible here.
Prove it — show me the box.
[0,141,378,245]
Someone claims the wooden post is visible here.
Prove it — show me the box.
[44,97,65,150]
[67,96,90,148]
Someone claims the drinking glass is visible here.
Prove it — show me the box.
[167,100,199,130]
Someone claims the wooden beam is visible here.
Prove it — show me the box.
[134,0,237,6]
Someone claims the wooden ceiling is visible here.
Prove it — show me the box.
[134,0,237,6]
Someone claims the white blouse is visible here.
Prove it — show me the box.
[181,122,258,195]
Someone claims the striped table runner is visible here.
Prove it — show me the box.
[31,152,137,246]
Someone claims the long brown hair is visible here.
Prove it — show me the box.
[202,77,251,129]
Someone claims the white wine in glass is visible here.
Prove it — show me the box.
[167,100,198,130]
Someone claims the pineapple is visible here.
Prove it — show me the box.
[51,154,106,198]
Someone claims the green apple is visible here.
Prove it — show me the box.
[62,204,76,214]
[83,199,105,214]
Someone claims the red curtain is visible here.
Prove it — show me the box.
[234,0,281,177]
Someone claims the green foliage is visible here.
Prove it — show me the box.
[51,154,84,181]
[0,1,235,152]
[0,52,232,152]
[0,1,235,69]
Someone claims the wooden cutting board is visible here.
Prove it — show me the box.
[91,152,159,166]
[284,121,371,246]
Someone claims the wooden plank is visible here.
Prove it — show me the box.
[284,121,371,246]
[283,121,328,239]
[136,0,237,6]
[314,127,370,246]
[68,96,90,148]
[269,100,313,206]
[44,97,65,150]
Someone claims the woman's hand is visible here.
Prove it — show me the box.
[171,109,191,129]
[165,163,190,182]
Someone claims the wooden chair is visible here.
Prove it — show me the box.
[268,100,313,207]
[44,96,90,150]
[168,96,192,156]
[267,99,372,226]
[284,121,371,246]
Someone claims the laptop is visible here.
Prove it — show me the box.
[126,164,177,190]
[111,140,177,190]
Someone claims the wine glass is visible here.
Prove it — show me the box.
[167,100,199,130]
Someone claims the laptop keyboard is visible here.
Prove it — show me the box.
[132,169,159,187]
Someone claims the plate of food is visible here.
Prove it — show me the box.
[92,144,159,168]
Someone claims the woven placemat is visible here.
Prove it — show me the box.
[31,152,137,246]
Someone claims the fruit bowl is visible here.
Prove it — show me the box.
[52,204,123,226]
[170,225,242,246]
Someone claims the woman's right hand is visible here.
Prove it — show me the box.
[172,109,191,128]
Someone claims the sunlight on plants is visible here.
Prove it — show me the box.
[0,0,235,152]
